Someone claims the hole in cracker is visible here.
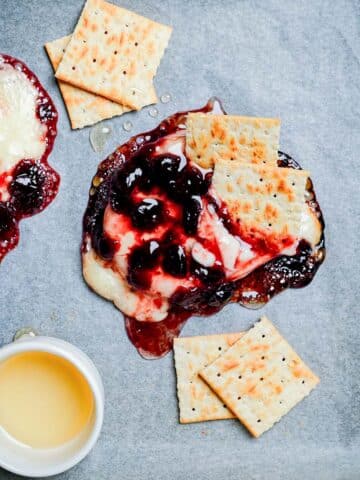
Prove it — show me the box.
[238,396,241,400]
[186,351,190,354]
[132,90,136,95]
[292,182,296,186]
[279,401,283,404]
[302,380,305,384]
[83,40,87,44]
[260,377,264,381]
[273,194,277,198]
[223,404,227,409]
[123,70,127,75]
[135,42,138,46]
[259,178,263,182]
[93,58,97,63]
[104,30,108,34]
[218,347,222,351]
[281,379,284,383]
[238,375,242,379]
[257,419,261,423]
[114,50,118,55]
[192,408,196,411]
[282,357,286,361]
[217,373,221,377]
[268,223,272,227]
[72,66,76,70]
[62,49,65,53]
[261,356,265,360]
[262,334,266,338]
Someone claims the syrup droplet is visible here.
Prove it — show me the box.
[160,93,171,104]
[92,176,103,187]
[148,107,159,118]
[90,123,113,153]
[123,121,133,132]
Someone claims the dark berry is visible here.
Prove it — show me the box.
[0,203,16,237]
[131,198,163,230]
[154,154,183,184]
[129,240,160,271]
[191,260,224,285]
[134,150,156,191]
[37,100,56,122]
[10,160,46,215]
[182,195,202,234]
[162,244,187,277]
[94,234,116,260]
[208,283,235,307]
[110,165,143,213]
[181,167,209,196]
[128,240,160,289]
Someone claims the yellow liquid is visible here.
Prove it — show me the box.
[0,351,94,449]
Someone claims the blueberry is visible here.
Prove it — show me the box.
[182,196,202,234]
[110,165,143,213]
[131,198,163,230]
[128,240,161,271]
[181,167,209,196]
[94,234,116,260]
[10,160,46,214]
[208,283,235,307]
[127,240,161,289]
[162,244,187,277]
[154,154,183,185]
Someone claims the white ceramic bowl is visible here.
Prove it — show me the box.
[0,334,104,477]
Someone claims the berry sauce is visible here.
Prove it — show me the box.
[82,98,325,359]
[0,55,60,261]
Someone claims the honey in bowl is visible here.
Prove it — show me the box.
[0,351,94,449]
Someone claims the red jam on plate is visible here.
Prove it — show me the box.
[0,54,60,261]
[82,98,325,359]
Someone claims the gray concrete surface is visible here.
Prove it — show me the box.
[0,0,359,478]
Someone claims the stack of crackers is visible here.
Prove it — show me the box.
[174,317,319,437]
[45,0,172,129]
[185,113,321,249]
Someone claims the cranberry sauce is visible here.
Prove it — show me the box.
[82,98,325,359]
[0,55,59,261]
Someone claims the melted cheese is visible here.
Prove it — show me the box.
[82,243,169,322]
[0,64,46,175]
[85,119,320,323]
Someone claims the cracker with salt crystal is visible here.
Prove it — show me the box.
[186,113,280,169]
[211,160,309,240]
[45,35,134,129]
[174,332,244,424]
[55,0,172,110]
[199,316,319,437]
